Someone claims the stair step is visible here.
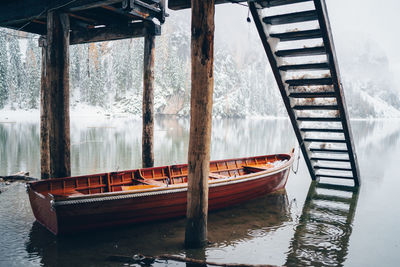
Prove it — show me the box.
[310,147,347,152]
[279,62,330,71]
[263,10,318,25]
[286,78,333,86]
[301,128,343,133]
[270,29,322,41]
[135,0,161,12]
[305,216,347,226]
[275,46,326,57]
[293,105,338,110]
[309,204,350,217]
[259,0,312,8]
[316,174,354,180]
[316,183,357,192]
[313,194,353,204]
[311,157,350,162]
[140,0,161,4]
[314,165,352,171]
[306,138,346,143]
[289,91,336,98]
[297,117,341,122]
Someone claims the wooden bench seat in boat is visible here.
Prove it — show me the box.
[137,178,165,187]
[50,189,85,198]
[121,184,159,191]
[242,165,271,173]
[209,173,228,179]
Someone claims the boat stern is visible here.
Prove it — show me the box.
[26,183,59,235]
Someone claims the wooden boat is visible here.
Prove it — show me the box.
[27,151,294,235]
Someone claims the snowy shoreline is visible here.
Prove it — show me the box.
[1,107,400,123]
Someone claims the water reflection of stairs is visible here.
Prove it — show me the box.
[285,181,359,266]
[249,0,360,185]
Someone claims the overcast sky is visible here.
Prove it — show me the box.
[169,0,400,86]
[326,0,400,75]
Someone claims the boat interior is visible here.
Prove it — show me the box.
[29,154,290,199]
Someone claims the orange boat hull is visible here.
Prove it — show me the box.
[27,153,293,235]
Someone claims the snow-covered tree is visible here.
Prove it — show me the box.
[112,40,132,100]
[25,37,40,109]
[87,43,106,106]
[0,32,8,108]
[8,36,23,109]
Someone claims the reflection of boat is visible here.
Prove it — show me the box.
[208,189,290,246]
[285,181,359,266]
[25,190,291,266]
[27,152,294,235]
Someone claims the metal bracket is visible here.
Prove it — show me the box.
[38,35,47,47]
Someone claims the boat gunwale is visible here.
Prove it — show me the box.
[47,153,294,206]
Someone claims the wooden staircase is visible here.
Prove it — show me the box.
[285,181,359,266]
[249,0,360,186]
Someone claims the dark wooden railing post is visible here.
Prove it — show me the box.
[39,36,50,179]
[44,11,71,178]
[185,0,215,248]
[142,31,155,168]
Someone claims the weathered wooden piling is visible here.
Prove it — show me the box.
[40,11,71,179]
[40,38,50,179]
[142,31,155,168]
[185,0,215,248]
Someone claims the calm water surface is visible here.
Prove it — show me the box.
[0,116,400,266]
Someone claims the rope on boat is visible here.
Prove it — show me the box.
[292,145,301,174]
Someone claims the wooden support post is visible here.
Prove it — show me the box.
[185,0,215,248]
[39,37,50,179]
[45,11,71,178]
[142,32,155,168]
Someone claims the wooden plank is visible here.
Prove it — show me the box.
[270,29,322,41]
[169,0,312,10]
[46,12,71,178]
[305,138,346,143]
[168,0,242,10]
[316,174,354,180]
[142,32,155,168]
[263,10,317,25]
[275,46,326,57]
[289,91,335,98]
[293,104,337,110]
[259,0,313,8]
[314,165,352,171]
[316,183,357,192]
[70,22,160,45]
[6,21,47,35]
[185,0,215,248]
[297,116,340,121]
[313,194,353,203]
[287,78,332,86]
[0,0,121,26]
[311,157,350,162]
[301,128,344,133]
[279,62,329,71]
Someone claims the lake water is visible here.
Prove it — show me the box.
[1,116,400,266]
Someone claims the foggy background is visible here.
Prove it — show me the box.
[0,0,399,118]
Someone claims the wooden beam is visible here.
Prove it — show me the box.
[142,32,155,168]
[168,0,246,10]
[45,11,71,178]
[185,0,215,248]
[70,22,161,45]
[5,23,46,36]
[40,37,50,179]
[0,0,122,26]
